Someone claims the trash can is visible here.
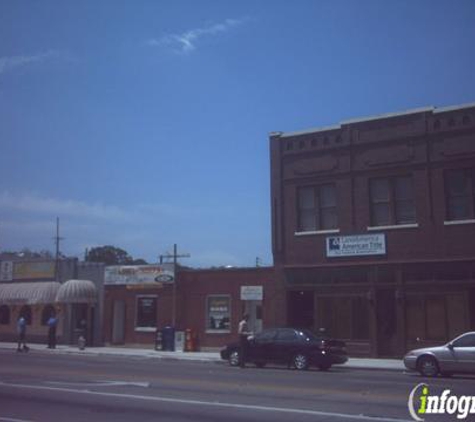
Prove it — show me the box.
[161,326,175,351]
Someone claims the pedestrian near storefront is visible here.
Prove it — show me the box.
[47,314,58,349]
[238,313,252,368]
[16,316,29,352]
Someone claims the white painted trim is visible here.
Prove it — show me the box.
[134,327,156,333]
[367,223,419,231]
[280,125,341,138]
[444,219,475,226]
[341,107,434,125]
[205,329,231,334]
[295,229,340,236]
[433,102,475,114]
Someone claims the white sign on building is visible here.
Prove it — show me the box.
[326,234,386,258]
[240,285,263,301]
[105,264,175,285]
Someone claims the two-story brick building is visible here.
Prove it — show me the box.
[270,103,475,357]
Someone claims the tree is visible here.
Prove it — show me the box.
[85,246,148,266]
[86,245,133,266]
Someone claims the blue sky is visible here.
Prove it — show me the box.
[1,0,475,267]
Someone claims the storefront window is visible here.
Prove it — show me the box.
[206,295,231,332]
[136,296,157,329]
[0,305,10,325]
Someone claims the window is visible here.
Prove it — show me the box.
[136,296,157,329]
[370,176,415,226]
[316,296,370,340]
[452,333,475,348]
[276,328,298,342]
[0,305,10,325]
[298,184,337,231]
[445,168,475,221]
[206,295,231,332]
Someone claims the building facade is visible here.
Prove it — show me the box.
[270,103,475,357]
[103,266,277,350]
[0,256,104,346]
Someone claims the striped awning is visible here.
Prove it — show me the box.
[55,279,97,304]
[0,281,61,305]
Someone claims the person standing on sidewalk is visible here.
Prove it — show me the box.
[238,314,252,368]
[47,314,58,349]
[17,316,29,352]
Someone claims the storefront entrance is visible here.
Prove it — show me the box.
[287,290,314,329]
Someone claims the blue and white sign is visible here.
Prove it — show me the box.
[326,234,386,258]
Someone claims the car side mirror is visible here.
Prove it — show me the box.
[448,343,454,350]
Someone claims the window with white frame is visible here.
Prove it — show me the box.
[206,295,231,332]
[297,184,337,231]
[369,176,416,226]
[136,295,157,329]
[445,168,475,221]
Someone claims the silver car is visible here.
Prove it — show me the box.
[404,332,475,377]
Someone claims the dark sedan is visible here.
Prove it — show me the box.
[220,327,348,370]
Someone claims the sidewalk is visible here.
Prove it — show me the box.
[0,342,405,371]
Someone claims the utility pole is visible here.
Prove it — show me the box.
[53,217,64,282]
[159,244,190,327]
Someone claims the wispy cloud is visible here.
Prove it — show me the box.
[0,50,74,75]
[0,192,133,222]
[147,18,250,54]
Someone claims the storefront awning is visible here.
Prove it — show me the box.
[0,281,61,305]
[56,279,97,304]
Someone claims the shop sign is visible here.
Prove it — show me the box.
[105,264,175,285]
[240,285,263,301]
[13,261,55,280]
[0,261,13,281]
[326,234,386,257]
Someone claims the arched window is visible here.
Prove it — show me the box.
[19,305,32,325]
[0,305,10,325]
[42,305,56,326]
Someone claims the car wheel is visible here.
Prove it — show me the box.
[292,353,309,370]
[319,364,331,371]
[255,361,266,368]
[417,355,439,377]
[229,350,240,367]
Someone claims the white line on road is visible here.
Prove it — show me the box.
[0,381,411,422]
[0,418,35,422]
[45,380,150,388]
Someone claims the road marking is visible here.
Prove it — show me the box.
[0,381,411,422]
[0,418,35,422]
[45,380,150,388]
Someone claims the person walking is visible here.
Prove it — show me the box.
[238,313,252,368]
[47,314,58,349]
[17,316,29,352]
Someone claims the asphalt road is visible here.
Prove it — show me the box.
[0,349,473,422]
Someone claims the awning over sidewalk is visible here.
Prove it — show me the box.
[56,279,97,304]
[0,281,60,305]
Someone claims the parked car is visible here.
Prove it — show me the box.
[220,327,348,370]
[403,331,475,377]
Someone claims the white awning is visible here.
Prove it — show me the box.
[0,282,60,305]
[55,279,97,304]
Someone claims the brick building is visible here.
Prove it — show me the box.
[103,266,277,350]
[270,103,475,357]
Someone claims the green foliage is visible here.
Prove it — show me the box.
[85,245,147,266]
